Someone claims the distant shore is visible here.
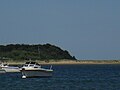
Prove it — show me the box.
[3,60,120,65]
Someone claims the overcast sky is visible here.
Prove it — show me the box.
[0,0,120,60]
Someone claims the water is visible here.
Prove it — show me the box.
[1,64,120,90]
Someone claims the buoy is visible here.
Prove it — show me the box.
[22,75,26,78]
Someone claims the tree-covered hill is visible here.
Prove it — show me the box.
[0,44,76,61]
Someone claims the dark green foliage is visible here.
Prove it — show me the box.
[0,44,76,61]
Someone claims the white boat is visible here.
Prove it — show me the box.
[20,62,53,78]
[0,63,20,72]
[0,68,6,73]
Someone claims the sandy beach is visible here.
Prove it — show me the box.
[4,60,120,65]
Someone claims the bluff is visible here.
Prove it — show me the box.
[0,44,76,61]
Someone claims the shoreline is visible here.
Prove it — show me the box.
[4,60,120,65]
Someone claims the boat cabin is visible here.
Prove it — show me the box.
[23,62,41,68]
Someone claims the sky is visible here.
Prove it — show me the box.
[0,0,120,60]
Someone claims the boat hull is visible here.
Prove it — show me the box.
[0,69,6,73]
[2,67,20,72]
[21,69,53,78]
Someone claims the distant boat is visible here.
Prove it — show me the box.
[0,62,20,72]
[20,62,53,78]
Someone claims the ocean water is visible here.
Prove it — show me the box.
[1,64,120,90]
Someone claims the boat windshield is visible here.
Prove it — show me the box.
[25,62,30,64]
[30,62,36,64]
[24,64,28,67]
[4,64,8,66]
[36,63,40,66]
[24,62,40,67]
[29,64,34,66]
